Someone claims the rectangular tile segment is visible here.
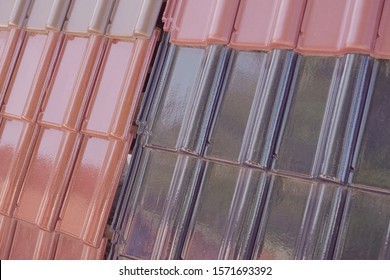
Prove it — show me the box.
[56,136,129,247]
[54,235,107,260]
[253,176,342,260]
[146,44,227,153]
[107,0,163,39]
[353,60,390,190]
[13,128,78,231]
[39,35,105,130]
[0,29,24,103]
[183,162,266,260]
[229,0,306,50]
[375,0,390,58]
[297,0,383,55]
[8,221,59,260]
[1,31,61,121]
[273,54,372,180]
[117,148,200,259]
[163,0,239,46]
[82,32,158,140]
[334,190,390,259]
[205,50,295,166]
[0,215,17,259]
[0,119,36,215]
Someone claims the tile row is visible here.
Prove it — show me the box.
[0,0,163,256]
[0,216,107,260]
[109,145,390,260]
[163,0,390,58]
[138,35,390,192]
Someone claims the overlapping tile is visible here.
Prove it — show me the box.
[253,176,343,260]
[352,59,390,190]
[111,147,201,260]
[183,162,266,260]
[144,41,228,154]
[1,0,163,259]
[0,214,17,259]
[0,119,36,215]
[110,0,390,261]
[273,54,372,181]
[163,0,239,46]
[14,128,79,230]
[334,190,390,259]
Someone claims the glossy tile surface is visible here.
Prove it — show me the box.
[0,119,36,215]
[56,136,128,246]
[8,221,58,260]
[335,190,390,259]
[353,60,390,190]
[39,35,105,130]
[253,176,342,260]
[117,149,200,259]
[82,34,157,139]
[14,128,78,230]
[2,32,60,121]
[183,162,266,259]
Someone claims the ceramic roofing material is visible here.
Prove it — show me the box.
[163,0,239,46]
[1,31,61,121]
[144,42,228,154]
[56,136,130,247]
[253,176,342,260]
[8,220,59,260]
[111,147,201,260]
[183,162,266,260]
[0,214,17,259]
[229,0,306,51]
[375,0,390,58]
[62,0,116,35]
[273,54,372,181]
[0,0,30,29]
[82,31,158,140]
[54,235,107,260]
[25,0,70,32]
[13,128,79,230]
[0,119,36,216]
[205,50,295,166]
[38,34,106,130]
[107,0,163,39]
[0,29,24,105]
[296,0,383,55]
[334,190,390,259]
[5,219,107,259]
[352,59,390,190]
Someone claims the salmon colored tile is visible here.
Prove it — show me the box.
[1,31,62,121]
[0,215,17,260]
[375,0,390,59]
[82,32,158,139]
[54,235,107,260]
[163,0,239,46]
[297,0,383,55]
[0,119,36,216]
[56,136,129,247]
[38,35,106,130]
[229,0,306,51]
[8,221,59,260]
[14,128,79,231]
[0,29,24,102]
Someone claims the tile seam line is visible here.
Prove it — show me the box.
[142,144,390,196]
